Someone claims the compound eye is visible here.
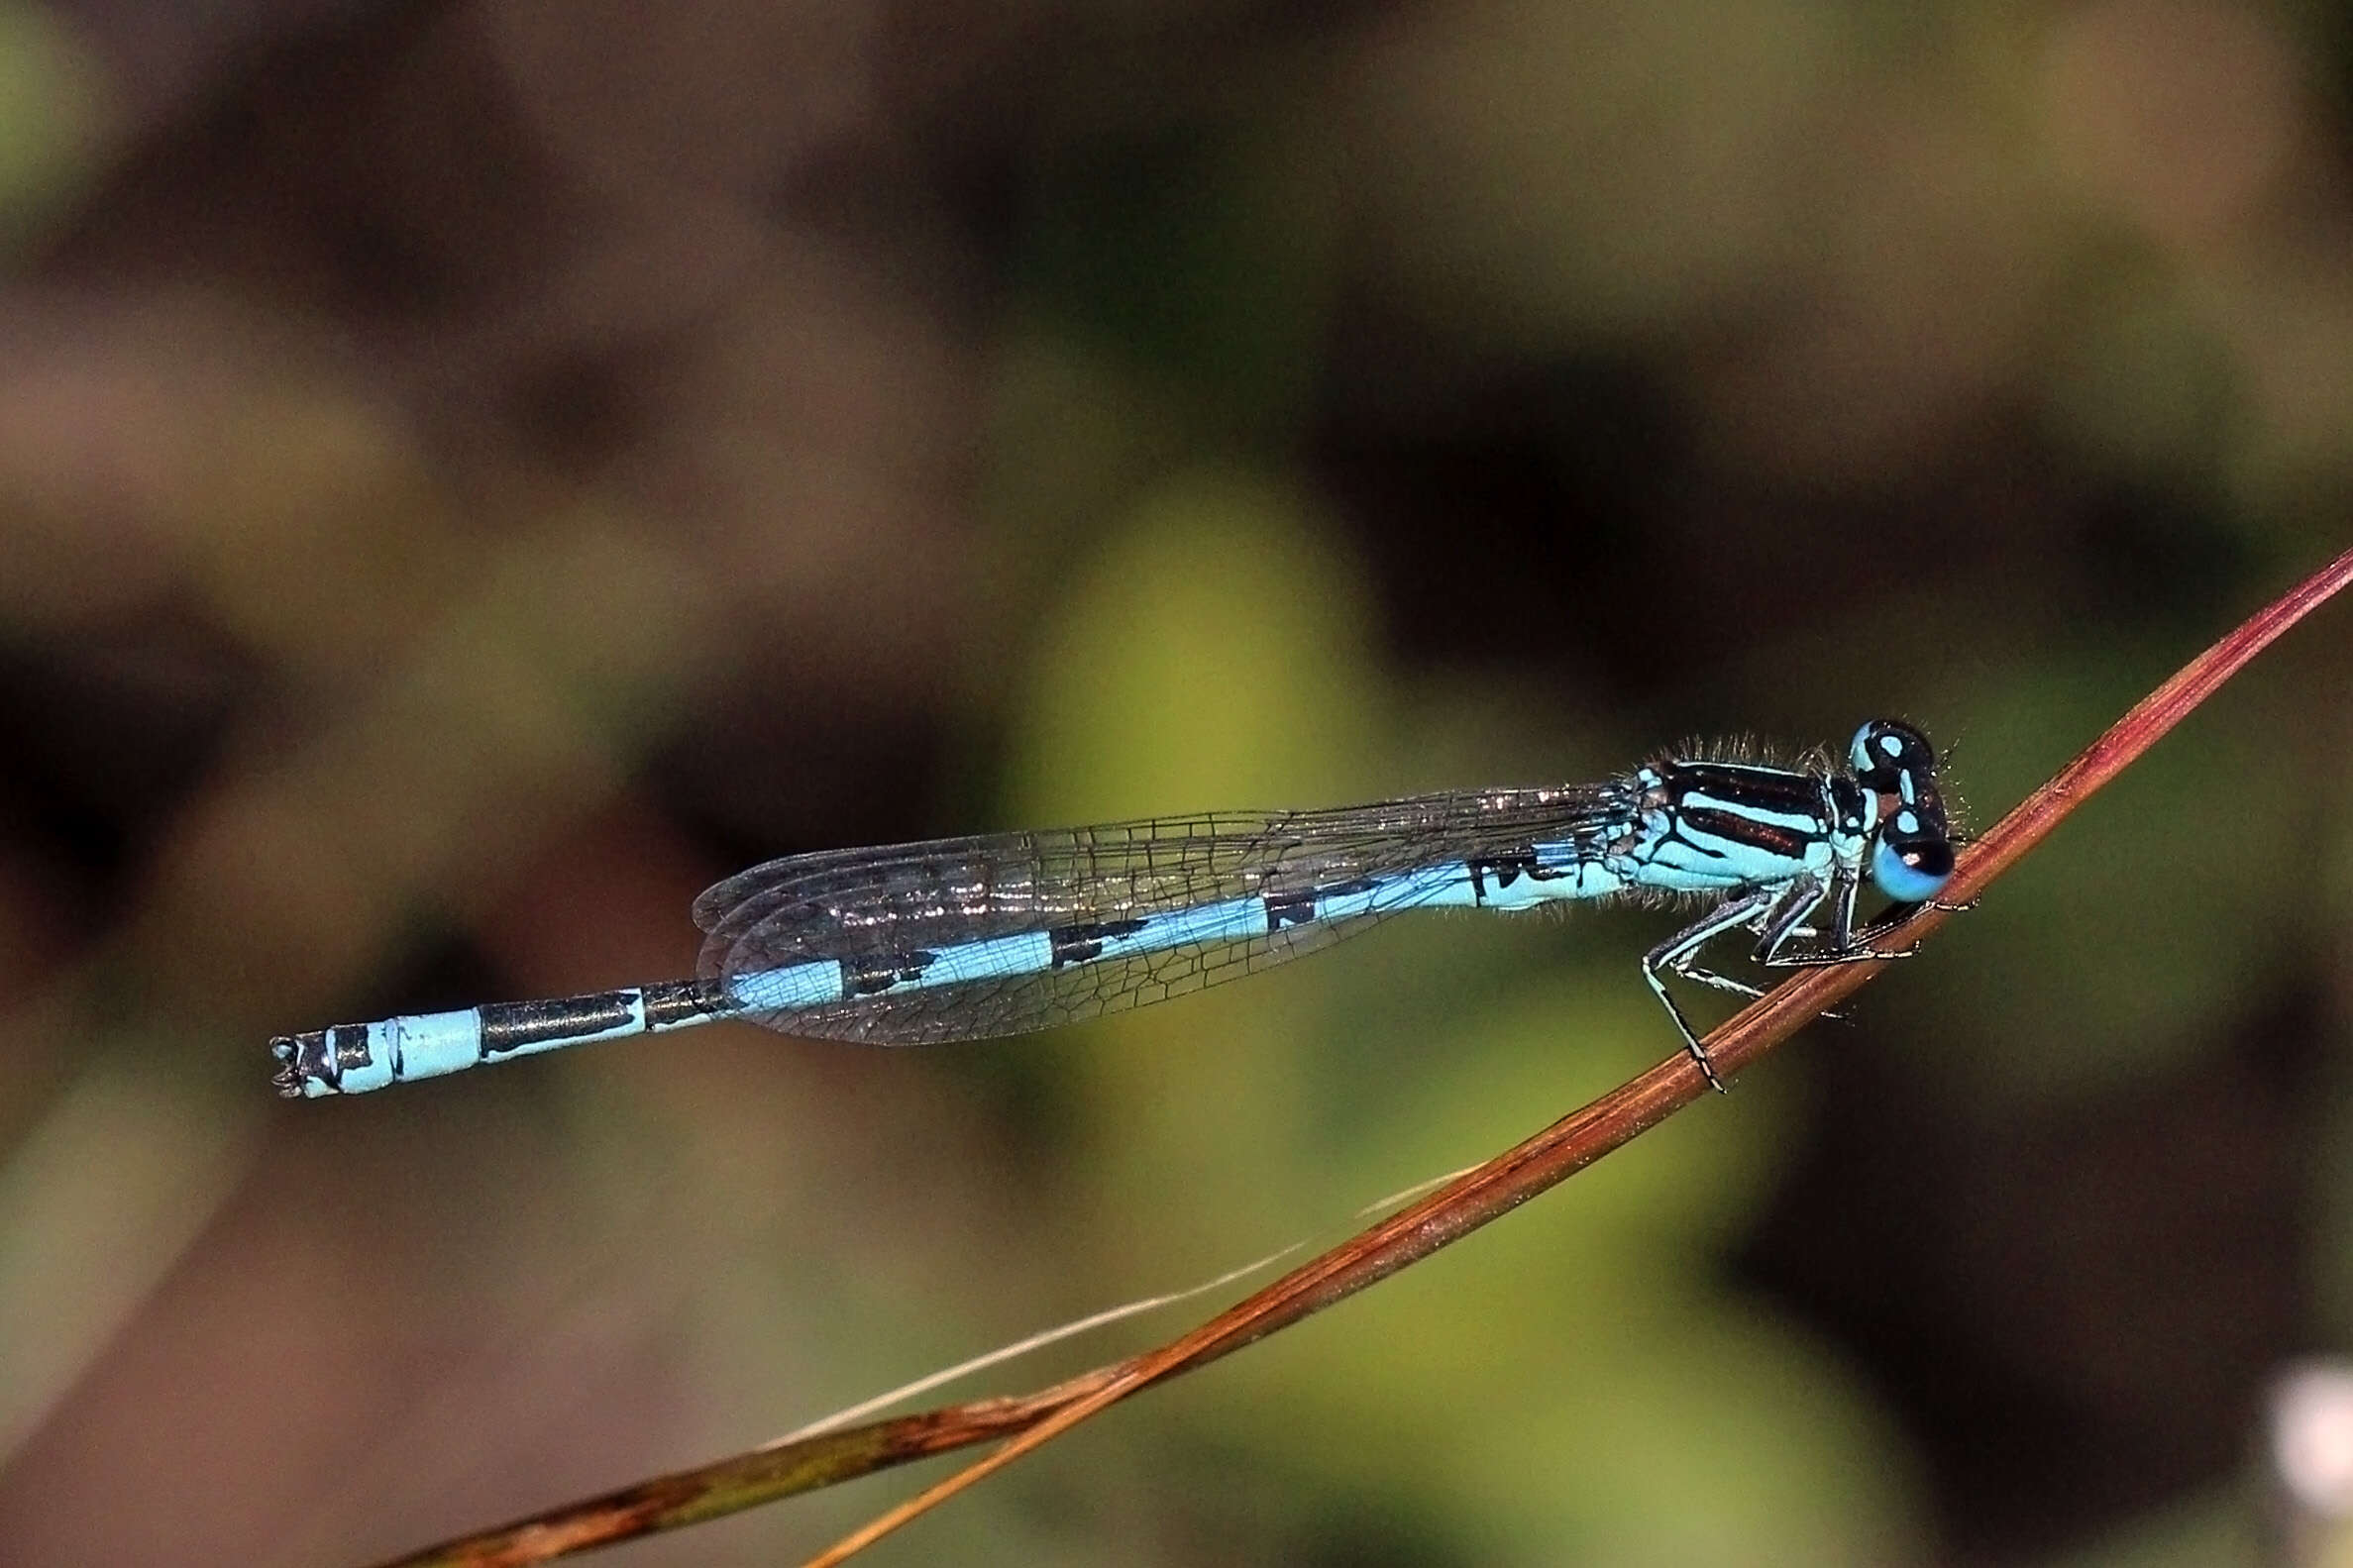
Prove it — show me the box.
[1872,832,1954,903]
[1850,719,1937,791]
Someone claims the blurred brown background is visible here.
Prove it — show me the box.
[1,1,2351,1563]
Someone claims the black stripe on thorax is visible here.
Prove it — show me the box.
[1661,762,1828,818]
[1673,807,1818,861]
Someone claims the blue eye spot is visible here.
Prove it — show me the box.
[1852,719,1938,789]
[1895,808,1919,833]
[1872,837,1953,902]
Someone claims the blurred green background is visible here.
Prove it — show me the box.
[1,1,2351,1563]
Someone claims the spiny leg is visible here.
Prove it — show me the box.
[1656,959,1864,1022]
[1672,966,1767,1000]
[1769,942,1918,968]
[1766,905,1933,967]
[1642,889,1782,1094]
[1663,879,1824,996]
[1751,865,1854,965]
[1764,871,1936,967]
[1668,891,1799,999]
[1748,874,1833,966]
[1722,874,1866,1016]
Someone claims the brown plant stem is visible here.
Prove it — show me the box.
[800,541,2353,1567]
[364,543,2353,1568]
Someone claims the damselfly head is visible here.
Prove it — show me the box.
[1849,718,1956,902]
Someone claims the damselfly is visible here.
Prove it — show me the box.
[271,719,1958,1098]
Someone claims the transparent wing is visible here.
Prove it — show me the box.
[690,784,1629,1044]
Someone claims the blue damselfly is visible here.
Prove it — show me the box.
[271,719,1957,1098]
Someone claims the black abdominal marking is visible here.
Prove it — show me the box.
[1468,851,1549,902]
[1049,918,1150,968]
[844,952,940,994]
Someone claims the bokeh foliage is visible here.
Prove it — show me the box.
[0,2,2350,1564]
